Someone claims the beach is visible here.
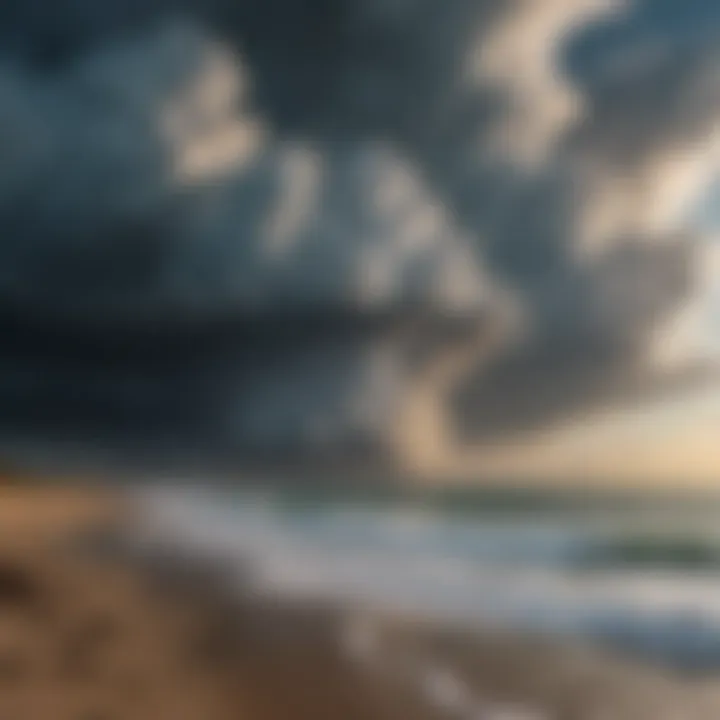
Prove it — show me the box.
[3,487,720,719]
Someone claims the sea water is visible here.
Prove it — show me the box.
[132,483,720,671]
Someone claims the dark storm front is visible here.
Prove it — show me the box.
[0,0,717,469]
[0,301,491,461]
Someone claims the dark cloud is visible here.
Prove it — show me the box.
[0,0,718,472]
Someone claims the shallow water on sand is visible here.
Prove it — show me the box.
[133,485,720,671]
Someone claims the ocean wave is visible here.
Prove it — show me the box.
[130,486,720,670]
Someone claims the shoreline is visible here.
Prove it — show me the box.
[2,490,720,717]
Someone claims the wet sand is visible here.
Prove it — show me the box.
[3,488,720,719]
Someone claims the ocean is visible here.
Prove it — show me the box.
[132,484,720,672]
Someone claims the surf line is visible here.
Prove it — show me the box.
[340,613,549,720]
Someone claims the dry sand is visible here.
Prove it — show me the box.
[2,488,720,719]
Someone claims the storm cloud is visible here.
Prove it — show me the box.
[0,0,718,472]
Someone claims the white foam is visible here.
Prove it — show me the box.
[128,486,720,664]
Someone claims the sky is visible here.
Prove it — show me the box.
[693,182,720,232]
[0,0,719,483]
